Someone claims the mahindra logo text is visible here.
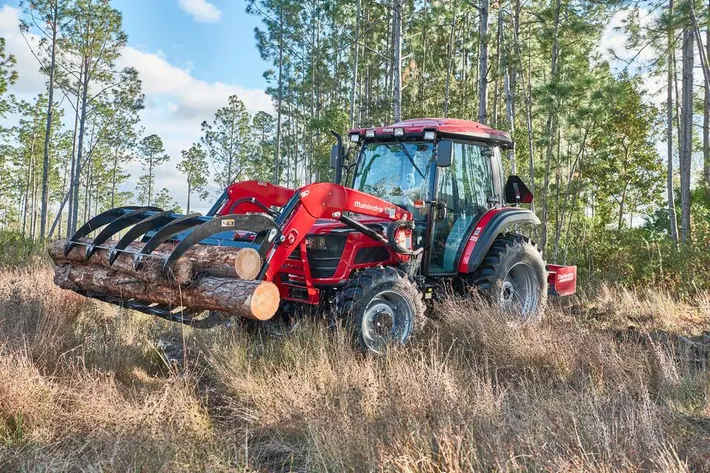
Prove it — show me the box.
[354,201,384,213]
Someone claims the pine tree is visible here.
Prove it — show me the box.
[63,0,127,234]
[177,144,209,213]
[201,95,253,188]
[137,134,169,206]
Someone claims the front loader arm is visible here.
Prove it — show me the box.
[218,180,296,216]
[263,183,413,280]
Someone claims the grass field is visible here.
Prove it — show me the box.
[0,263,708,472]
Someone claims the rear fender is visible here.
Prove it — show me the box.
[458,208,541,273]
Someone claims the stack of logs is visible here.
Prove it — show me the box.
[48,238,279,321]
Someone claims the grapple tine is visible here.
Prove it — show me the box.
[65,206,144,256]
[85,207,163,260]
[134,213,205,269]
[163,214,281,273]
[109,211,176,265]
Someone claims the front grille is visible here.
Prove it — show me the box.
[354,246,389,264]
[306,235,346,278]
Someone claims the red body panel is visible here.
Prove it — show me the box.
[217,180,295,216]
[262,183,412,283]
[276,219,405,304]
[546,264,577,296]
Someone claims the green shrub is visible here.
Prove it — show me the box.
[0,231,47,267]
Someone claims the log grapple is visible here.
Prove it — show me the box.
[50,118,577,353]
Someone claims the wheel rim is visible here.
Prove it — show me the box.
[361,290,413,353]
[499,262,540,318]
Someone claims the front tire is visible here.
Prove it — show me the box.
[469,233,548,320]
[333,267,425,354]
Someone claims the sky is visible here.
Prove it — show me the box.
[0,1,660,214]
[0,0,273,213]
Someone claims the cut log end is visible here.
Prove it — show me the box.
[249,282,280,320]
[234,247,262,280]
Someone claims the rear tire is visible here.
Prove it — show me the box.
[469,233,548,321]
[333,267,425,354]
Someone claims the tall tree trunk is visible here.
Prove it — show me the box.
[40,3,59,240]
[148,158,154,206]
[30,132,38,239]
[524,23,535,214]
[349,0,361,127]
[478,0,489,124]
[274,4,283,185]
[70,57,91,235]
[444,1,457,117]
[667,0,679,244]
[706,0,710,189]
[83,150,91,223]
[110,146,118,208]
[493,4,503,127]
[618,180,628,231]
[66,84,81,237]
[540,0,562,254]
[187,180,192,214]
[392,0,403,122]
[21,150,30,237]
[680,26,693,243]
[507,0,521,174]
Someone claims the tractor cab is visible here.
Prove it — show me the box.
[335,118,518,276]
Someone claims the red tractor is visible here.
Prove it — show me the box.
[57,118,576,353]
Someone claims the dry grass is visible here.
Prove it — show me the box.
[0,265,708,472]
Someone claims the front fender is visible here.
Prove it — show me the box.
[458,208,541,274]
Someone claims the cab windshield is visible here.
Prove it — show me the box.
[352,141,433,213]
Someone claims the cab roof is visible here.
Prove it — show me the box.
[349,118,514,149]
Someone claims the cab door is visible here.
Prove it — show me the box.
[426,141,498,275]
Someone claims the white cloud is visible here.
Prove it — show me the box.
[0,5,47,95]
[597,8,667,106]
[117,47,272,118]
[177,0,222,23]
[114,47,272,212]
[0,4,272,214]
[598,9,657,67]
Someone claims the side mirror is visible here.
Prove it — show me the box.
[436,140,453,167]
[504,175,534,204]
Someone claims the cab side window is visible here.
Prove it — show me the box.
[429,142,496,273]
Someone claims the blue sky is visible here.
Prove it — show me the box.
[0,0,275,212]
[111,0,268,90]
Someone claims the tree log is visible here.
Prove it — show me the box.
[53,264,279,320]
[48,238,192,284]
[48,238,263,284]
[186,244,262,281]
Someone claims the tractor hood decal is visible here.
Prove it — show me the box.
[353,201,396,218]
